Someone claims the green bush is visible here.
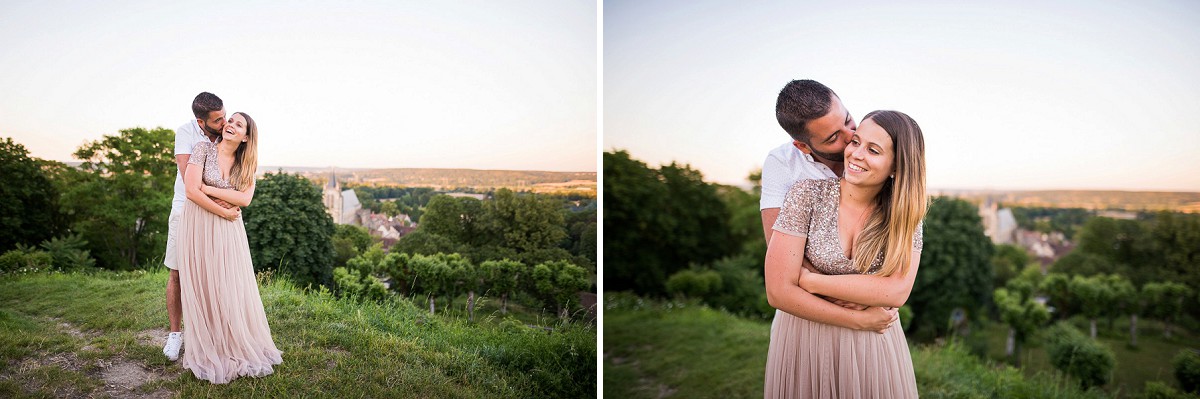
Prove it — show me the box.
[39,234,95,271]
[0,248,52,274]
[1140,381,1192,399]
[665,269,722,298]
[1046,322,1116,389]
[1175,349,1200,393]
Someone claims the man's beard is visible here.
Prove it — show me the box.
[202,124,222,138]
[810,147,844,162]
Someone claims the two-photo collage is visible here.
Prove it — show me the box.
[3,0,1200,398]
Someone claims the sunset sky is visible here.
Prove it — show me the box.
[605,0,1200,191]
[0,0,597,172]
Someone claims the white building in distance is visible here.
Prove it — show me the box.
[322,171,362,225]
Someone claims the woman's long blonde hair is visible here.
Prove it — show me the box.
[851,110,927,277]
[228,112,258,191]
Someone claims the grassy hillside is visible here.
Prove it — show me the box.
[0,269,595,398]
[604,292,1123,399]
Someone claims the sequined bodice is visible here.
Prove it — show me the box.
[772,178,923,275]
[187,141,235,190]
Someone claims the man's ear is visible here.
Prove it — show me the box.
[791,140,814,155]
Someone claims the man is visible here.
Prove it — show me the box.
[760,79,857,244]
[761,79,885,314]
[162,92,238,360]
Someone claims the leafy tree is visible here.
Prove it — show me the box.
[1073,216,1145,278]
[1100,274,1137,345]
[0,138,61,251]
[333,224,375,268]
[531,260,589,319]
[243,172,336,288]
[379,200,400,217]
[1069,274,1114,339]
[1050,251,1117,277]
[448,255,482,321]
[483,189,567,253]
[61,127,175,270]
[393,230,458,256]
[332,243,388,301]
[420,195,485,245]
[1147,212,1200,293]
[480,259,523,314]
[563,207,597,267]
[1142,282,1193,338]
[1046,322,1116,389]
[992,244,1030,289]
[994,277,1050,367]
[1040,273,1074,320]
[909,196,994,339]
[603,150,734,296]
[409,253,452,314]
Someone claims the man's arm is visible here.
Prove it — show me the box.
[761,208,780,244]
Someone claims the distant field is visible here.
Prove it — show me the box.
[931,188,1200,213]
[260,166,596,191]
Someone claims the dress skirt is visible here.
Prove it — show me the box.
[178,200,283,384]
[764,309,917,398]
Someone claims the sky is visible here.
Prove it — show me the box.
[604,0,1200,192]
[0,0,597,173]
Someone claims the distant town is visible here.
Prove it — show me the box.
[259,166,596,194]
[949,188,1200,272]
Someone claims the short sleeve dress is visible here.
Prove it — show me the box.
[177,141,283,384]
[763,178,921,398]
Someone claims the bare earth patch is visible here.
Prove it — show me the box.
[97,359,172,399]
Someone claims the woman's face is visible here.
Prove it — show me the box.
[223,113,249,143]
[843,117,894,188]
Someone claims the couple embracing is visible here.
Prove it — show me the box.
[761,80,926,398]
[161,92,282,384]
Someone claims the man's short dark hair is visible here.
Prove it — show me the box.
[192,92,223,119]
[775,80,836,144]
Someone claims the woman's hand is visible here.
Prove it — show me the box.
[858,306,899,334]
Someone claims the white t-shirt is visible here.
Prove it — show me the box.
[759,141,839,210]
[171,120,216,209]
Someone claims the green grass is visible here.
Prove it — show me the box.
[604,292,1118,399]
[980,316,1197,395]
[0,269,595,398]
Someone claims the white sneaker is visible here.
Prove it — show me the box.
[163,332,183,361]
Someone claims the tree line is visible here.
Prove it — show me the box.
[2,131,597,324]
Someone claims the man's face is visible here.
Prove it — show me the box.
[795,95,856,162]
[198,108,227,137]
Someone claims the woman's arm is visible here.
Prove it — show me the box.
[185,164,240,221]
[797,251,922,308]
[765,232,897,332]
[201,181,256,207]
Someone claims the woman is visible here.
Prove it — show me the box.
[764,110,926,398]
[178,111,283,384]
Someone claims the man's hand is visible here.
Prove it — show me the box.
[210,196,237,209]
